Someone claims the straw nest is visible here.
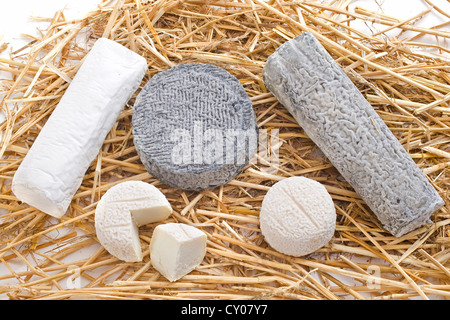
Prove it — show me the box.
[0,0,449,300]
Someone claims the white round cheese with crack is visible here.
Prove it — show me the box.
[95,181,172,262]
[259,176,336,257]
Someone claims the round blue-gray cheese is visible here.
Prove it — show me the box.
[132,63,258,191]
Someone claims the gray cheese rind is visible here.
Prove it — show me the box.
[132,63,258,191]
[262,32,444,237]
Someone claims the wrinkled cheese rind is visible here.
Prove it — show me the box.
[12,38,148,218]
[150,223,207,282]
[262,32,444,237]
[132,63,258,191]
[95,181,172,262]
[259,176,336,257]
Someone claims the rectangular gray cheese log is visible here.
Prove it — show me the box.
[262,32,444,237]
[12,38,147,219]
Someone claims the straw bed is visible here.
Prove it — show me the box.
[0,0,449,300]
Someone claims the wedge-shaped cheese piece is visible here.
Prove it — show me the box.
[12,38,147,218]
[262,32,444,237]
[95,181,172,262]
[150,223,207,282]
[260,176,336,257]
[132,63,258,191]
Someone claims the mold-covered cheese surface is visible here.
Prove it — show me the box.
[132,63,258,191]
[259,176,336,257]
[12,38,148,218]
[262,32,444,237]
[95,181,172,262]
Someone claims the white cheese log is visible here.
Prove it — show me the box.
[150,223,207,282]
[95,181,172,262]
[259,176,336,257]
[262,32,444,237]
[12,38,147,218]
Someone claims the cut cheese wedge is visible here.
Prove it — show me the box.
[95,181,172,262]
[150,223,207,282]
[12,38,147,218]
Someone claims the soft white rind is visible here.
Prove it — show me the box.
[95,181,172,262]
[12,38,148,218]
[150,223,207,282]
[259,176,336,257]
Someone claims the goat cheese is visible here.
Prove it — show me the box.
[95,181,172,262]
[262,32,444,237]
[132,63,258,191]
[150,223,207,282]
[12,38,148,218]
[259,176,336,257]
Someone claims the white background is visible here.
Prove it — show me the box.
[0,0,100,51]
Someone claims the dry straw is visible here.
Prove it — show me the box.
[0,0,449,300]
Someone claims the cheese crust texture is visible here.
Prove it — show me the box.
[95,181,172,262]
[132,63,258,191]
[262,32,444,237]
[12,38,147,218]
[150,223,207,282]
[259,177,336,257]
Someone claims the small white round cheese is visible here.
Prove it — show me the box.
[259,176,336,257]
[95,181,172,262]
